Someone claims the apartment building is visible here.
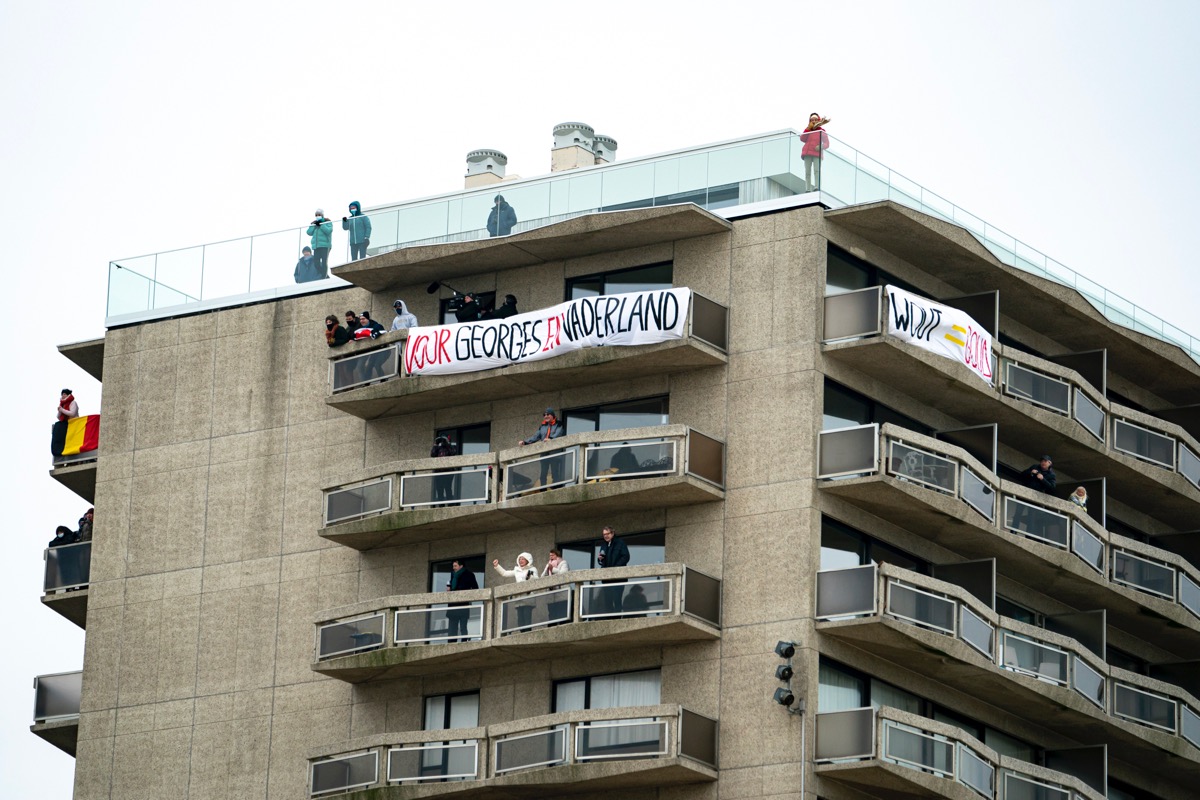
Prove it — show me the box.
[33,125,1200,800]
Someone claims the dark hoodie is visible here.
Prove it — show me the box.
[486,195,517,237]
[342,201,373,244]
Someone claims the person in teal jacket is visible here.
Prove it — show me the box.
[307,209,334,277]
[342,201,372,261]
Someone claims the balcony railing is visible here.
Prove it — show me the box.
[815,705,1105,800]
[308,705,718,797]
[329,343,400,393]
[816,563,1200,750]
[33,670,82,724]
[44,542,91,593]
[314,564,720,664]
[818,423,1200,624]
[322,426,724,529]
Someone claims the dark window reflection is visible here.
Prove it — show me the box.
[565,396,669,434]
[435,422,491,456]
[559,530,665,572]
[566,263,673,301]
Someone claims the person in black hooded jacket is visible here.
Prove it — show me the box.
[486,195,517,237]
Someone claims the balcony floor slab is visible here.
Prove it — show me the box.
[816,760,986,800]
[821,475,1200,659]
[41,589,88,629]
[321,475,724,551]
[49,460,96,504]
[30,718,78,757]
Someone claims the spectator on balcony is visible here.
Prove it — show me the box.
[325,315,351,348]
[493,553,537,582]
[391,299,418,331]
[445,560,479,642]
[51,389,80,456]
[622,584,650,613]
[481,294,519,320]
[344,310,360,336]
[597,526,631,614]
[430,435,458,505]
[352,311,384,341]
[49,525,77,548]
[307,209,334,278]
[77,508,94,543]
[294,246,323,284]
[800,113,830,192]
[454,293,484,323]
[486,194,517,237]
[1069,485,1088,510]
[518,408,566,489]
[1013,455,1056,533]
[541,548,569,577]
[342,201,372,262]
[49,525,82,589]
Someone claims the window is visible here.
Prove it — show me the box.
[553,669,661,712]
[566,263,673,301]
[428,556,486,594]
[1106,645,1148,675]
[424,692,480,730]
[558,530,665,572]
[434,423,491,456]
[564,395,669,434]
[418,691,480,782]
[439,292,496,325]
[822,379,929,433]
[995,596,1039,626]
[825,245,918,296]
[820,517,927,574]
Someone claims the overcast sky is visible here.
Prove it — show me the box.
[2,1,1197,796]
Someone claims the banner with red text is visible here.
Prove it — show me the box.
[886,286,994,385]
[404,288,691,376]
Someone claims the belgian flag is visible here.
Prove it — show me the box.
[51,415,101,457]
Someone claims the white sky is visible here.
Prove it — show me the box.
[2,1,1197,796]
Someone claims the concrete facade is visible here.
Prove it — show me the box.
[47,196,1200,800]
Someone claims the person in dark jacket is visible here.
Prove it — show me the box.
[445,559,480,642]
[294,246,323,283]
[352,311,385,340]
[1013,455,1057,534]
[325,315,350,347]
[342,201,372,261]
[517,408,565,489]
[49,525,81,589]
[76,508,94,542]
[486,194,517,237]
[431,435,458,505]
[344,310,360,337]
[597,525,631,614]
[454,293,484,323]
[481,294,519,320]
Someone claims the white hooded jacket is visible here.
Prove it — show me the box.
[391,300,419,331]
[494,552,538,582]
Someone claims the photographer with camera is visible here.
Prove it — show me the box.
[306,209,334,277]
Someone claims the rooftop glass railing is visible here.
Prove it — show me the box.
[313,564,720,663]
[104,130,1200,367]
[307,705,717,796]
[816,563,1200,749]
[815,705,1106,800]
[817,423,1200,624]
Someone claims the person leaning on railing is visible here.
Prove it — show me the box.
[325,315,350,348]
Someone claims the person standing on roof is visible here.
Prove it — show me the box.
[342,201,372,261]
[307,209,334,277]
[486,194,517,237]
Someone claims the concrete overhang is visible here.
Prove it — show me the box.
[328,336,726,420]
[822,336,1200,530]
[826,202,1200,405]
[313,614,720,683]
[321,475,724,551]
[816,759,987,800]
[30,718,78,757]
[57,338,104,382]
[49,461,96,504]
[333,757,716,800]
[818,618,1200,783]
[41,590,87,629]
[821,474,1200,659]
[333,204,732,294]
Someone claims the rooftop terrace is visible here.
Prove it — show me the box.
[104,130,1200,365]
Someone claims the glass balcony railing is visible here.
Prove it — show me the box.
[815,706,1105,800]
[816,563,1200,749]
[321,427,725,533]
[308,705,717,797]
[33,670,82,724]
[818,422,1200,625]
[104,129,1199,368]
[329,344,400,392]
[44,541,91,593]
[313,564,720,665]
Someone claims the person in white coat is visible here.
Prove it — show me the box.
[493,552,537,582]
[494,552,538,629]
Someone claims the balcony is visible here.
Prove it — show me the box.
[818,423,1200,658]
[312,564,720,683]
[815,705,1107,800]
[31,670,82,757]
[41,542,91,628]
[307,704,717,798]
[816,563,1200,777]
[821,288,1200,528]
[320,426,725,551]
[325,292,728,420]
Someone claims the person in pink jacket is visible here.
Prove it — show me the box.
[800,112,831,192]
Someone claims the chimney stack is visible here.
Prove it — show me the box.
[593,134,618,165]
[464,149,508,189]
[551,122,597,172]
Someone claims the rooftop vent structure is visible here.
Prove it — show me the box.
[552,122,598,172]
[464,149,508,188]
[593,134,618,165]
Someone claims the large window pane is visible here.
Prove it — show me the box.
[565,396,668,435]
[559,530,665,571]
[566,263,673,301]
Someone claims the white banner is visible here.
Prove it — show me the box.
[404,288,691,376]
[886,286,994,385]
